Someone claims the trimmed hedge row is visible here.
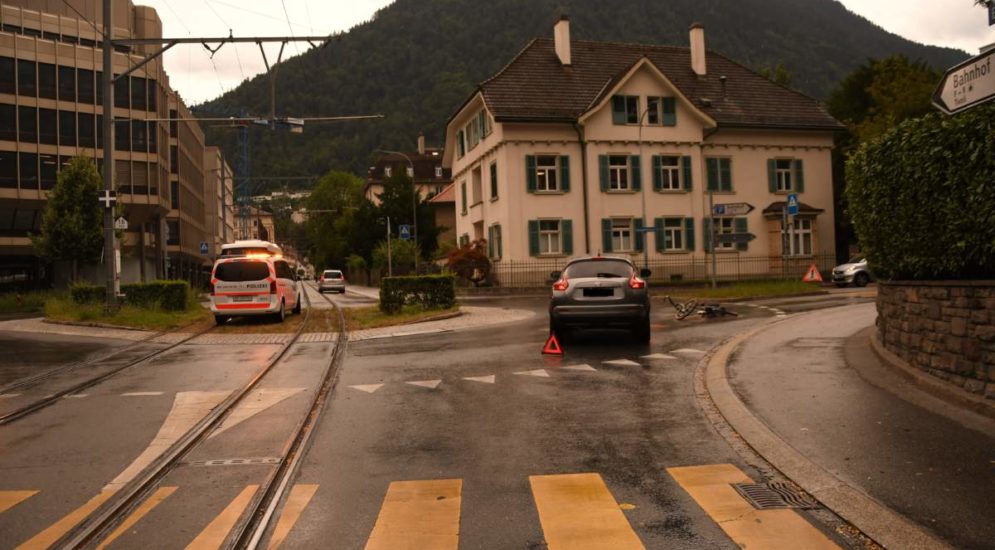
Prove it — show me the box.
[70,280,190,311]
[380,274,456,314]
[846,104,995,280]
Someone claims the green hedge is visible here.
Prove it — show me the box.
[846,104,995,280]
[70,280,190,310]
[380,274,456,314]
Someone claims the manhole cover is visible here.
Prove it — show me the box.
[732,482,819,510]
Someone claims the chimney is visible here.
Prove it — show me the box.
[554,15,571,66]
[417,133,425,155]
[690,23,706,77]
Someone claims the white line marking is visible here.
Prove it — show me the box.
[209,387,306,439]
[562,364,597,372]
[463,375,496,384]
[640,353,677,361]
[121,392,165,396]
[671,348,706,356]
[776,314,788,318]
[349,384,384,394]
[0,394,22,398]
[407,380,442,389]
[602,359,641,367]
[64,394,88,398]
[514,369,550,378]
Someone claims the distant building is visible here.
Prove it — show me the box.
[236,205,275,243]
[428,183,456,248]
[204,146,234,255]
[444,18,842,278]
[364,134,452,204]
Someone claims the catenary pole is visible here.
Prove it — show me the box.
[102,0,117,311]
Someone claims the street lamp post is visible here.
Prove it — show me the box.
[637,107,651,271]
[376,149,417,273]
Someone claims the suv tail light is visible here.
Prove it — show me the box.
[342,275,347,282]
[629,273,646,290]
[552,275,569,292]
[269,280,277,294]
[319,276,324,282]
[209,281,216,296]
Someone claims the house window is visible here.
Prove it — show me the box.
[488,224,502,260]
[657,156,681,190]
[460,181,467,214]
[609,155,629,190]
[459,233,470,247]
[536,155,559,192]
[611,218,634,251]
[715,217,735,250]
[539,220,562,255]
[471,166,482,204]
[38,63,56,100]
[611,95,639,124]
[662,218,684,251]
[384,166,392,177]
[787,218,813,256]
[489,162,498,199]
[647,97,676,126]
[456,130,466,158]
[706,157,733,192]
[776,159,792,191]
[435,165,443,178]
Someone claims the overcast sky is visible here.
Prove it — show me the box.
[135,0,995,106]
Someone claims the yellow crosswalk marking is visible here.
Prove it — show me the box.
[364,479,461,550]
[0,490,37,514]
[185,485,259,550]
[95,486,177,550]
[529,473,645,550]
[667,464,840,550]
[266,484,319,550]
[15,490,116,550]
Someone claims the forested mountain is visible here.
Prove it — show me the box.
[197,0,965,188]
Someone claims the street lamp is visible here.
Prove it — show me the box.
[375,149,418,273]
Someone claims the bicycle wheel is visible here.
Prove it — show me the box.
[674,299,698,320]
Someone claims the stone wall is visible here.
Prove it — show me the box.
[877,281,995,399]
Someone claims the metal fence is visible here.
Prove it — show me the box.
[486,253,838,289]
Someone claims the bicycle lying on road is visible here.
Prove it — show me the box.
[664,296,740,320]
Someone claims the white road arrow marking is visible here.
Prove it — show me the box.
[463,375,496,384]
[602,359,641,367]
[640,353,677,361]
[562,364,596,372]
[350,384,384,394]
[209,387,306,439]
[407,380,443,389]
[514,369,550,378]
[121,392,164,396]
[671,348,706,356]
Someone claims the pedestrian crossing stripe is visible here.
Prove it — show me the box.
[364,479,461,550]
[530,473,645,549]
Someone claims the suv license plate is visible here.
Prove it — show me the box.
[583,288,613,297]
[233,295,253,303]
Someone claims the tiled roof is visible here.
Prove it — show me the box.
[478,38,842,130]
[429,183,455,204]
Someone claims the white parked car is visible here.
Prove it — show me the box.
[832,256,873,287]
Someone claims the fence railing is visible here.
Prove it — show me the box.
[485,253,838,289]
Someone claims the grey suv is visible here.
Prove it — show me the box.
[549,256,652,343]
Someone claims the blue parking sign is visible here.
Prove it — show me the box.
[200,241,209,255]
[399,224,411,240]
[786,193,799,216]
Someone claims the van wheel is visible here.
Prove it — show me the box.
[214,315,227,326]
[275,300,286,322]
[292,294,302,314]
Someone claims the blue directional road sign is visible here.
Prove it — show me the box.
[200,241,209,255]
[399,224,412,240]
[786,193,800,216]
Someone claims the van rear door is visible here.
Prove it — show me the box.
[212,260,273,309]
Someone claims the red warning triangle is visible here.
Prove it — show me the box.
[802,263,823,283]
[542,333,563,356]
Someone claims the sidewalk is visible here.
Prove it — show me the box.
[714,302,994,550]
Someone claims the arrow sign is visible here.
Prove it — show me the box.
[716,232,756,244]
[712,202,754,216]
[932,50,995,114]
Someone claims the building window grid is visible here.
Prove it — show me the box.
[775,159,793,191]
[608,155,629,190]
[663,218,684,251]
[716,217,736,250]
[658,156,681,190]
[786,218,813,256]
[611,95,639,124]
[611,218,634,252]
[489,162,498,199]
[539,220,562,255]
[536,156,559,192]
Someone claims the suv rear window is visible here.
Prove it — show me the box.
[564,260,633,279]
[214,261,270,282]
[323,270,343,278]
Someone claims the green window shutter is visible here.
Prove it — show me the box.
[559,155,570,192]
[490,162,498,198]
[684,217,695,251]
[767,159,777,193]
[652,155,662,191]
[562,220,573,255]
[662,97,676,126]
[601,219,613,253]
[793,159,805,193]
[528,220,540,256]
[460,182,467,213]
[611,96,626,125]
[496,225,502,258]
[630,155,641,191]
[681,156,692,191]
[735,217,748,251]
[654,218,664,252]
[599,155,609,192]
[487,226,494,258]
[634,218,645,252]
[720,158,732,191]
[706,158,718,191]
[703,218,713,252]
[526,155,536,193]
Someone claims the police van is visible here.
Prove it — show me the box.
[209,240,302,325]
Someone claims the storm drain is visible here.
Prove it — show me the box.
[188,457,282,467]
[732,482,820,510]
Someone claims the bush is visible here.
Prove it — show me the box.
[446,239,491,286]
[71,282,104,304]
[380,274,456,314]
[846,104,995,280]
[121,280,190,311]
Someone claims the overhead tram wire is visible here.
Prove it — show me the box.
[281,0,301,57]
[204,0,246,82]
[163,0,227,97]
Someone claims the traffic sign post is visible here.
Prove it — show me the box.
[712,202,755,217]
[786,193,799,216]
[200,242,209,255]
[114,216,128,230]
[932,49,995,115]
[399,224,412,241]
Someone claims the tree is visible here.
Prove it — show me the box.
[375,172,442,264]
[372,238,419,275]
[31,157,104,281]
[447,239,491,286]
[757,61,792,87]
[304,170,364,271]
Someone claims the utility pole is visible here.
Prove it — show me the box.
[385,216,393,277]
[101,0,117,311]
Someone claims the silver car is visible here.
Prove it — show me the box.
[549,256,652,343]
[318,269,347,293]
[832,256,873,287]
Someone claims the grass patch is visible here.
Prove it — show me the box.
[653,279,825,301]
[344,304,459,331]
[0,291,53,314]
[306,308,341,333]
[45,296,211,331]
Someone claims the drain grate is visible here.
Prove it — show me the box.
[732,482,820,510]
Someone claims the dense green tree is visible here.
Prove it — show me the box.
[304,171,365,271]
[375,172,441,263]
[757,62,792,87]
[31,157,104,281]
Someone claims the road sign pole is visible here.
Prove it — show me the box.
[386,216,392,278]
[101,0,118,312]
[782,204,788,277]
[709,190,717,289]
